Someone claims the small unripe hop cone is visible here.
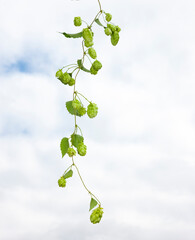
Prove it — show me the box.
[87,103,98,118]
[74,17,82,26]
[58,177,66,188]
[90,206,104,224]
[77,142,87,156]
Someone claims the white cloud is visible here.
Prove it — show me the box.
[0,0,195,239]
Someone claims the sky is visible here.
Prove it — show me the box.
[0,0,195,239]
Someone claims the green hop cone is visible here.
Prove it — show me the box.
[67,147,76,157]
[77,106,86,116]
[111,31,120,46]
[107,23,116,33]
[84,40,94,48]
[56,69,63,80]
[105,13,112,22]
[62,72,71,84]
[74,16,82,26]
[58,177,66,188]
[115,25,121,32]
[77,142,87,156]
[90,206,104,224]
[68,78,75,86]
[88,48,97,59]
[72,99,82,110]
[83,28,93,42]
[87,103,98,118]
[92,60,102,71]
[104,27,112,36]
[90,66,98,75]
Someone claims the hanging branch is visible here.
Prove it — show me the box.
[55,0,121,224]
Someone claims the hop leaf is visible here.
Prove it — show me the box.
[92,60,102,71]
[67,148,76,157]
[74,17,82,26]
[90,206,104,224]
[83,28,93,42]
[111,31,119,46]
[105,13,112,22]
[66,101,82,117]
[58,177,66,188]
[89,198,98,211]
[60,137,69,157]
[71,134,84,148]
[104,27,112,36]
[95,19,105,27]
[77,142,87,156]
[63,169,73,179]
[88,48,97,59]
[72,99,82,110]
[61,31,83,38]
[87,103,98,118]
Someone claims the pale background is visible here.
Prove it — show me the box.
[0,0,195,239]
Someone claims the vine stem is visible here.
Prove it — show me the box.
[62,63,77,69]
[69,1,103,207]
[89,11,102,28]
[72,157,101,205]
[76,91,91,103]
[76,125,83,137]
[97,0,102,11]
[63,164,73,176]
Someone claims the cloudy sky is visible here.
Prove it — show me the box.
[0,0,195,239]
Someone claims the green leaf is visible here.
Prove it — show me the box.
[63,169,73,179]
[60,138,69,157]
[89,198,98,211]
[71,134,84,148]
[60,31,83,38]
[95,19,105,28]
[77,59,82,68]
[66,101,82,117]
[81,66,90,73]
[77,59,91,73]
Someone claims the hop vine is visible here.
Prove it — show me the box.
[56,0,121,224]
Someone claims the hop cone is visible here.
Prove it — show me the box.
[83,28,93,42]
[92,60,102,71]
[88,48,97,59]
[77,142,87,156]
[111,31,120,46]
[62,72,71,84]
[105,13,112,22]
[90,66,98,75]
[56,69,63,80]
[84,40,94,48]
[90,206,104,224]
[74,17,82,26]
[107,24,116,33]
[67,148,76,157]
[87,103,98,118]
[77,106,86,116]
[72,99,82,110]
[58,177,66,188]
[68,78,75,86]
[104,27,112,36]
